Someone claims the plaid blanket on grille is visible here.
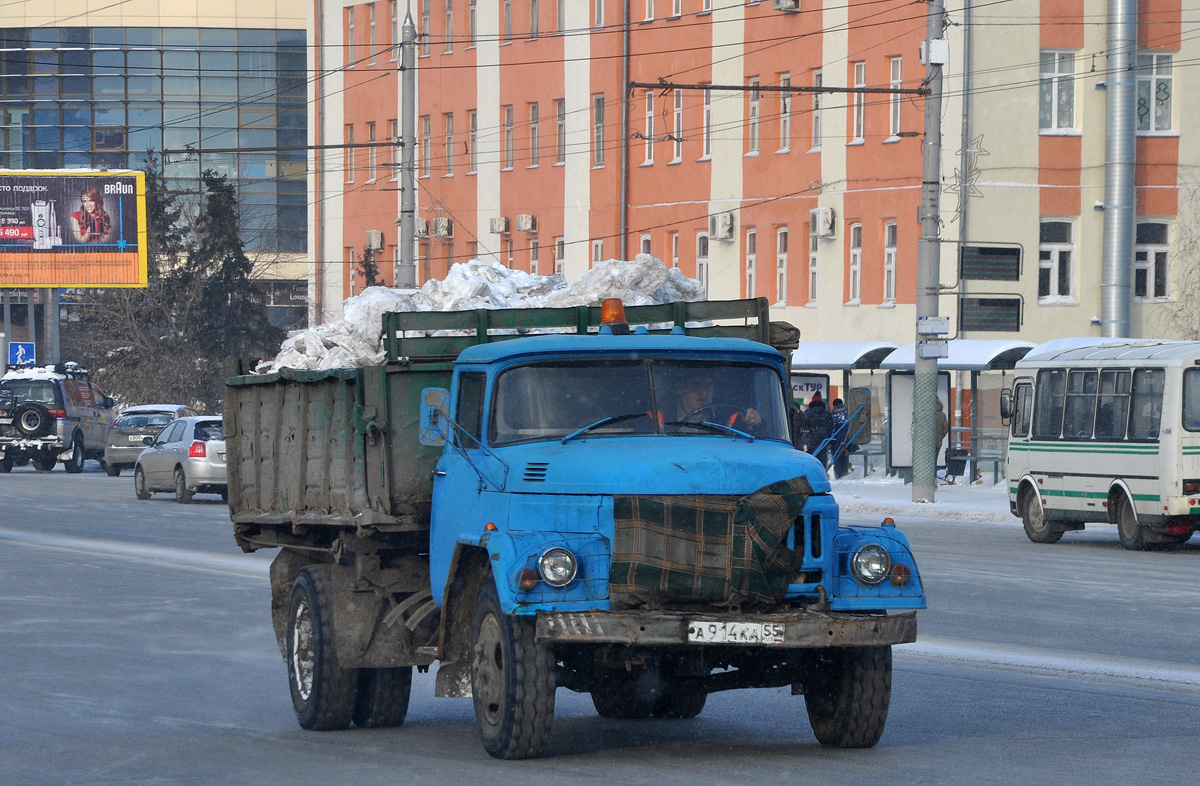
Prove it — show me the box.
[609,476,813,610]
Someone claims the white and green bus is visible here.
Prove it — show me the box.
[1004,340,1200,549]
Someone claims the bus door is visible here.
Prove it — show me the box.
[1029,370,1066,513]
[1127,368,1165,518]
[1061,369,1100,512]
[1006,379,1033,482]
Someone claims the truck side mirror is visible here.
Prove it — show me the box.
[999,388,1013,424]
[419,387,450,447]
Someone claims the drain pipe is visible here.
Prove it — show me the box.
[1100,0,1136,338]
[619,0,630,261]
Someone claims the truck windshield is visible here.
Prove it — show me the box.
[489,359,790,445]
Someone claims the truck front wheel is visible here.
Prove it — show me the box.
[470,579,555,759]
[287,565,358,731]
[804,646,892,748]
[353,667,412,728]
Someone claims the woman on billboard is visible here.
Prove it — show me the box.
[71,187,112,243]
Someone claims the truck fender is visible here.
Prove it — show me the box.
[269,549,325,660]
[434,544,491,698]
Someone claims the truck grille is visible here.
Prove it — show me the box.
[523,462,550,482]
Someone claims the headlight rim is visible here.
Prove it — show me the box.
[850,543,891,585]
[537,546,578,587]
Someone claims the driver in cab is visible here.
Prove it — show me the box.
[674,374,763,432]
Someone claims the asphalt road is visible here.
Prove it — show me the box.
[3,463,1200,785]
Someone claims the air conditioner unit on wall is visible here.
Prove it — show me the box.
[415,218,429,237]
[433,217,454,238]
[490,216,510,234]
[708,211,734,241]
[516,214,538,232]
[365,229,383,251]
[810,207,836,238]
[773,0,801,10]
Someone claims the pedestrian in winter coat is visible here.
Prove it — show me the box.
[805,393,833,468]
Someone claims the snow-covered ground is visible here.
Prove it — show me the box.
[833,474,1016,525]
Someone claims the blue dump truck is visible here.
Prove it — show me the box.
[226,298,924,759]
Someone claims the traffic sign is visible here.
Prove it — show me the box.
[9,341,35,367]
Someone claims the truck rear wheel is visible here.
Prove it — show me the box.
[353,667,412,728]
[470,579,555,759]
[804,646,891,748]
[287,565,358,731]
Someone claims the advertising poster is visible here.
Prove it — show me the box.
[0,170,148,288]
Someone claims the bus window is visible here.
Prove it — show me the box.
[1184,368,1200,431]
[1012,382,1032,437]
[1063,370,1098,439]
[1032,369,1066,439]
[1129,368,1164,441]
[1096,369,1131,441]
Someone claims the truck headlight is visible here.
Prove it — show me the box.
[851,544,891,584]
[538,547,578,587]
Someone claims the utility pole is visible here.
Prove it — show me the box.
[397,11,417,288]
[912,0,948,503]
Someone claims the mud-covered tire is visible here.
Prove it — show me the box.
[1116,494,1147,551]
[32,456,56,471]
[103,461,120,477]
[0,457,12,473]
[591,684,654,719]
[134,466,151,500]
[1021,486,1064,544]
[353,668,413,728]
[15,401,53,438]
[471,579,555,759]
[805,646,892,748]
[652,691,707,719]
[174,468,194,504]
[287,565,358,731]
[63,435,85,474]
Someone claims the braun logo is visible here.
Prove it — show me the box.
[104,182,134,195]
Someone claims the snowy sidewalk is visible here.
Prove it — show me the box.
[831,475,1017,525]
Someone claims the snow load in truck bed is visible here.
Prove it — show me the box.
[258,256,705,373]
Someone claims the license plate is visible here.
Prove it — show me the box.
[687,620,785,645]
[128,435,144,442]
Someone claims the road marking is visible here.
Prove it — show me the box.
[0,527,270,579]
[899,636,1200,693]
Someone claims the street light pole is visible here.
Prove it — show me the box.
[912,0,947,503]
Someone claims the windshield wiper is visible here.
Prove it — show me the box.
[664,420,755,441]
[561,412,650,443]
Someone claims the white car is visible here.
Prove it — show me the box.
[133,416,226,503]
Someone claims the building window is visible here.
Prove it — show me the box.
[592,239,603,266]
[503,105,514,169]
[345,124,355,182]
[531,0,539,38]
[443,113,454,175]
[506,239,514,268]
[420,115,430,176]
[641,234,652,255]
[367,121,377,181]
[644,90,654,164]
[702,87,712,158]
[746,229,757,297]
[808,231,818,304]
[1137,53,1172,132]
[555,237,565,274]
[469,0,477,46]
[557,0,565,32]
[889,58,902,138]
[347,8,356,66]
[444,0,453,53]
[348,248,357,294]
[593,94,606,167]
[389,119,399,180]
[529,102,540,166]
[1040,51,1075,130]
[851,62,865,142]
[391,0,399,59]
[504,0,513,42]
[883,221,897,303]
[1038,220,1074,299]
[673,0,681,16]
[748,77,760,154]
[555,99,567,163]
[703,0,711,10]
[1134,222,1169,300]
[671,231,680,268]
[645,0,654,20]
[672,89,683,162]
[369,5,377,63]
[697,233,710,292]
[530,238,540,273]
[776,227,788,305]
[420,0,430,56]
[811,70,822,150]
[595,0,604,27]
[468,110,478,172]
[779,73,791,152]
[848,223,862,303]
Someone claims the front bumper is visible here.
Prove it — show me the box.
[535,609,916,648]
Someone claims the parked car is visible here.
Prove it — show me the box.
[102,404,198,476]
[133,416,226,503]
[0,362,115,473]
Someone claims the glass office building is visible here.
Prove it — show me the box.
[0,26,307,254]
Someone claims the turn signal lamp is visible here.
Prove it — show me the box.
[188,440,207,458]
[888,562,913,587]
[517,569,540,591]
[600,298,627,325]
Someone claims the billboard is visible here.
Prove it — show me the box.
[0,170,148,288]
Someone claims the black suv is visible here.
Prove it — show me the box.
[0,362,115,473]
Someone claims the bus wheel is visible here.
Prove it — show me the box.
[1116,495,1147,551]
[1021,486,1064,544]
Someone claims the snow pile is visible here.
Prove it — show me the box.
[259,255,705,373]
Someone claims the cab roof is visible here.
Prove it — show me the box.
[454,331,783,366]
